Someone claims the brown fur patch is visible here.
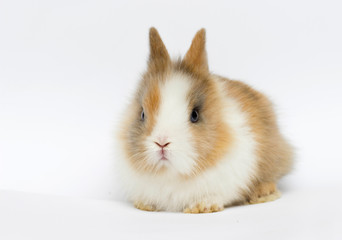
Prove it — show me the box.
[148,27,171,74]
[216,76,294,200]
[185,75,232,175]
[141,76,162,136]
[118,73,165,174]
[183,29,209,76]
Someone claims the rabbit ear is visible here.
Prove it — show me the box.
[148,27,171,73]
[183,29,208,74]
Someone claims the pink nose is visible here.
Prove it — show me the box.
[154,142,171,148]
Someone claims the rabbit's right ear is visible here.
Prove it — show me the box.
[148,27,171,73]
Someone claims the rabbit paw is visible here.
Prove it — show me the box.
[134,201,157,211]
[248,182,281,204]
[184,202,224,214]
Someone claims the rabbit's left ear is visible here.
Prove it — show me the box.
[183,29,208,74]
[148,27,171,73]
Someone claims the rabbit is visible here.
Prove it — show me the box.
[117,27,293,213]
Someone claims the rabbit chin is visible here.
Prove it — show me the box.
[146,151,198,177]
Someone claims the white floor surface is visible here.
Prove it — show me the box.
[1,185,341,240]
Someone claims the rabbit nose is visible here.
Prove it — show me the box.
[154,142,171,148]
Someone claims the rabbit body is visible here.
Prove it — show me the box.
[117,28,293,213]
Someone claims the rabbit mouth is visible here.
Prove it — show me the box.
[156,148,170,162]
[159,151,169,161]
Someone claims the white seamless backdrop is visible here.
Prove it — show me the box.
[0,0,341,201]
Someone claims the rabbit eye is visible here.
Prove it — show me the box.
[190,109,199,123]
[141,109,145,121]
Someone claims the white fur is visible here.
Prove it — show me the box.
[145,73,198,175]
[117,74,258,211]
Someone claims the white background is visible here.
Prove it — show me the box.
[0,0,342,239]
